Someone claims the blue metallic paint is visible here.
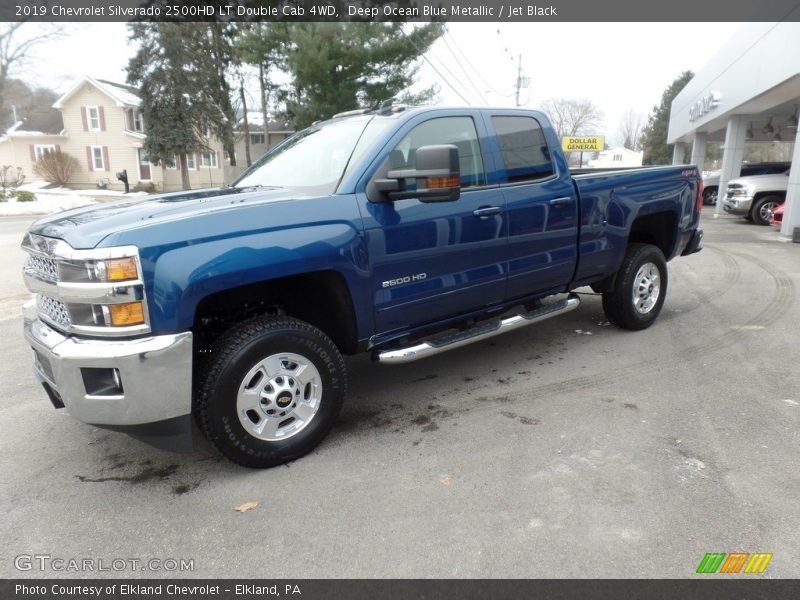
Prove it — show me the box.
[27,107,701,346]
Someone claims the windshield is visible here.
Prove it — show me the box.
[234,116,379,195]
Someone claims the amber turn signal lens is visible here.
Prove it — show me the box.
[427,176,460,189]
[106,258,138,281]
[109,302,145,326]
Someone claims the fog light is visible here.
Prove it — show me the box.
[108,302,145,326]
[81,367,124,397]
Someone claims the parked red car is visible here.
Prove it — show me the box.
[770,203,784,228]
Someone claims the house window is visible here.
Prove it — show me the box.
[250,133,265,145]
[133,111,143,132]
[34,145,56,160]
[91,145,104,170]
[87,106,101,131]
[166,154,178,170]
[186,153,196,170]
[200,151,218,168]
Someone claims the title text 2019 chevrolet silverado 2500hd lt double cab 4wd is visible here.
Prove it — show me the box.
[21,106,703,468]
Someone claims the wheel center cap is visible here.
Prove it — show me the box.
[276,393,293,408]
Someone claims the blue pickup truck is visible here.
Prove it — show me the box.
[21,106,703,468]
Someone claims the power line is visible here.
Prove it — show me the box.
[427,48,484,104]
[440,31,488,105]
[444,27,509,99]
[403,28,473,104]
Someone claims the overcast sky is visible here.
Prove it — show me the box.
[20,21,740,145]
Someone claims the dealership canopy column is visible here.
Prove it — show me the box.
[667,22,800,235]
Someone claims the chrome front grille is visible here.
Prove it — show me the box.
[26,254,59,282]
[37,295,71,328]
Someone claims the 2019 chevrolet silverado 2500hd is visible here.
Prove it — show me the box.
[21,105,703,467]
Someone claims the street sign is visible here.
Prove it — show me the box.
[561,136,605,152]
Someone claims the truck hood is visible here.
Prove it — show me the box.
[727,172,790,190]
[28,186,296,249]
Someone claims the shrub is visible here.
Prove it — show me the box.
[13,190,35,202]
[32,151,79,186]
[132,181,156,193]
[0,165,24,195]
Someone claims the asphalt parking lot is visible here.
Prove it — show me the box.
[1,209,798,578]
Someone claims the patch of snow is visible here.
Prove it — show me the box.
[0,192,97,216]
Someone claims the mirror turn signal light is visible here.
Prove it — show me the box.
[427,176,460,189]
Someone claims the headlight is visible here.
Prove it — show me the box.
[21,235,150,336]
[59,257,139,283]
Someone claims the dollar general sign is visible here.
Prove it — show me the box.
[561,136,604,152]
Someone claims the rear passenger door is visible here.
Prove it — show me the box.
[486,113,579,299]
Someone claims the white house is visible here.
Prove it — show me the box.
[587,146,644,168]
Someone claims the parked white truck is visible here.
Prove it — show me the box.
[721,169,790,225]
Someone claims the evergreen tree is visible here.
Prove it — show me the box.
[641,70,694,165]
[127,23,238,188]
[282,23,443,128]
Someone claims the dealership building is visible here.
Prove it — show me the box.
[668,22,800,236]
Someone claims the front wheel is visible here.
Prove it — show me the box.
[750,196,783,226]
[195,316,346,468]
[602,244,668,331]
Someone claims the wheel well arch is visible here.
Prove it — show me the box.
[627,211,677,259]
[752,191,786,204]
[192,270,359,355]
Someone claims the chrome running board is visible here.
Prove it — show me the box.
[376,294,581,364]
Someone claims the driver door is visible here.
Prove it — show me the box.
[358,113,508,336]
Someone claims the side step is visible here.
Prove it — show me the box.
[376,294,581,364]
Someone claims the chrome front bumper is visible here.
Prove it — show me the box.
[23,300,193,428]
[722,195,753,216]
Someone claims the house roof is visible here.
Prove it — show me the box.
[53,76,140,109]
[5,108,64,136]
[238,111,294,132]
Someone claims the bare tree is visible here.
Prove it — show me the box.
[539,97,604,139]
[0,24,64,122]
[618,108,645,151]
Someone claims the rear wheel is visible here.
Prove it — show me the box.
[602,244,668,331]
[702,187,718,206]
[196,316,346,468]
[750,195,783,226]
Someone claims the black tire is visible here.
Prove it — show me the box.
[750,195,783,226]
[195,316,346,468]
[602,243,668,331]
[702,187,718,206]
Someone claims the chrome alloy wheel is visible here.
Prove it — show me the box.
[758,200,780,223]
[632,262,661,314]
[236,352,322,441]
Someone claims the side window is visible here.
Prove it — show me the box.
[391,116,485,188]
[491,116,554,183]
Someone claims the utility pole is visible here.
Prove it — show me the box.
[515,54,522,107]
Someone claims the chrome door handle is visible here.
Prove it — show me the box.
[549,197,573,205]
[473,206,502,218]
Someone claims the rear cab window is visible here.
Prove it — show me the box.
[491,115,554,184]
